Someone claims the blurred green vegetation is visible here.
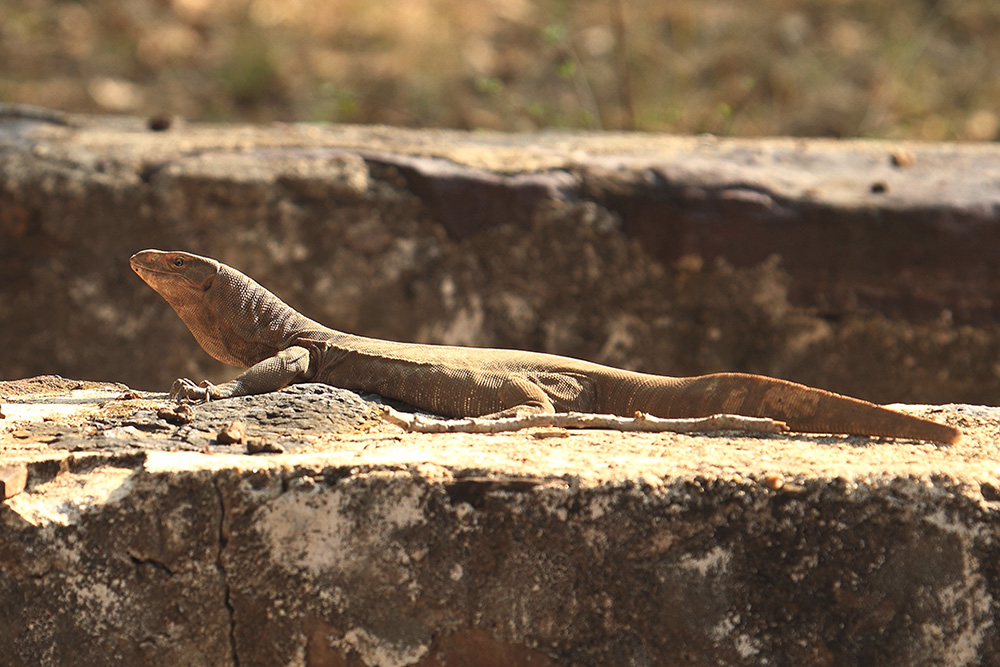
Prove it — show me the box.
[1,0,998,138]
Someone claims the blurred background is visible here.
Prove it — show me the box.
[2,0,998,138]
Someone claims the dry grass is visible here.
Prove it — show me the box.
[1,0,998,138]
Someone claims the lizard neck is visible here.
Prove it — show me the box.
[171,264,323,368]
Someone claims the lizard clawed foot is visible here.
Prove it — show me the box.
[170,378,214,403]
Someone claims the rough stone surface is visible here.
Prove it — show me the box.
[1,379,998,665]
[2,109,1000,405]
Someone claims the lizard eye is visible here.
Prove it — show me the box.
[173,258,186,267]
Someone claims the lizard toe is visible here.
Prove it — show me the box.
[170,378,211,403]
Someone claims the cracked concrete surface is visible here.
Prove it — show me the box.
[214,477,240,667]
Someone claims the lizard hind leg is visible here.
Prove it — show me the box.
[479,370,597,418]
[481,376,557,418]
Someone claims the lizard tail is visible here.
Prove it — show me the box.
[618,372,961,444]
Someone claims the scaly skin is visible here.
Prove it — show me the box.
[130,249,962,444]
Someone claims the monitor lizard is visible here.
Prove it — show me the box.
[130,249,961,444]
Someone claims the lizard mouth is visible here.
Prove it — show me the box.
[129,251,173,277]
[129,257,176,288]
[131,264,170,276]
[129,250,218,292]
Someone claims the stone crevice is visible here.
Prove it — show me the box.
[212,476,240,667]
[127,552,175,576]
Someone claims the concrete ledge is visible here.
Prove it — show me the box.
[1,381,997,665]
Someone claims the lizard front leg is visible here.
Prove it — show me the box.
[171,346,311,402]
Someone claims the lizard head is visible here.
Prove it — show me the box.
[130,250,219,296]
[130,249,315,369]
[130,249,246,365]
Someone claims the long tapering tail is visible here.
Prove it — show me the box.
[617,372,961,444]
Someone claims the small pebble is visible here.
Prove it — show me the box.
[890,150,915,167]
[148,115,172,131]
[246,439,285,454]
[157,404,195,424]
[217,420,247,444]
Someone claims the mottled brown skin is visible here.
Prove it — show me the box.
[130,250,962,444]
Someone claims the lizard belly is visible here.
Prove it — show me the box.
[362,368,596,418]
[313,348,598,417]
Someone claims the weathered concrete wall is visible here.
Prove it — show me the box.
[8,452,999,666]
[1,381,997,666]
[1,108,999,404]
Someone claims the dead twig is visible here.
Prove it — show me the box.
[381,407,787,435]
